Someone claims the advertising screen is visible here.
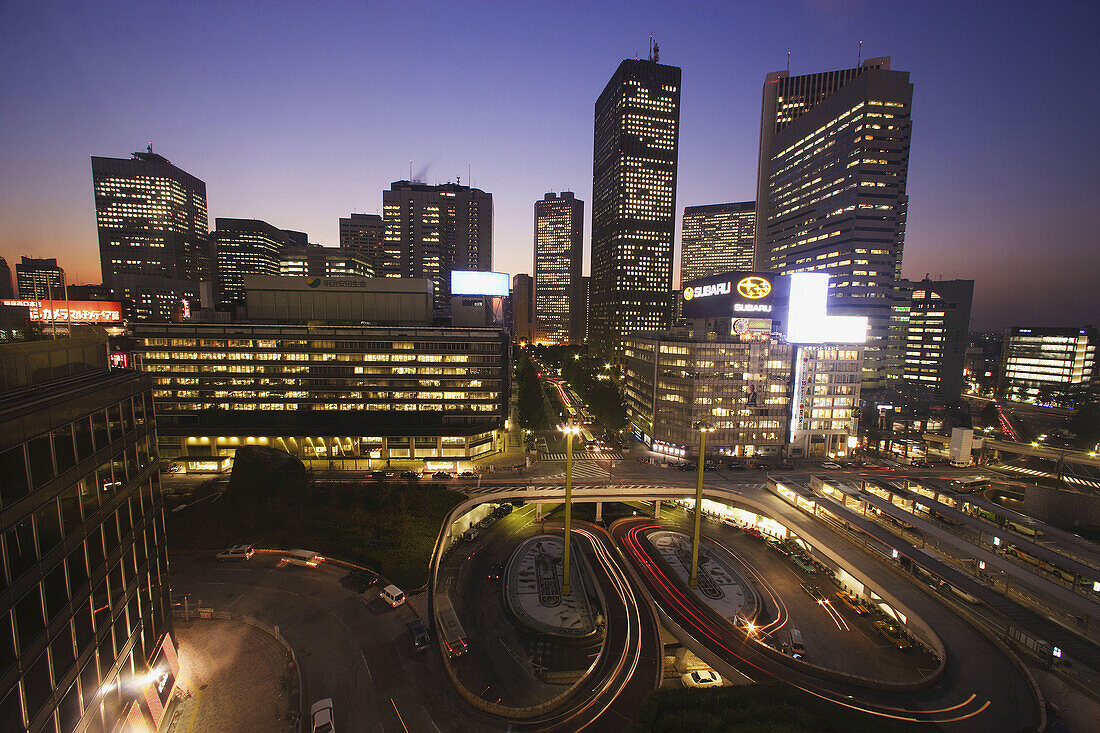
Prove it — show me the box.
[1,299,122,323]
[681,272,784,319]
[785,273,867,344]
[450,271,510,296]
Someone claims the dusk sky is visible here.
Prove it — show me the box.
[1,0,1096,331]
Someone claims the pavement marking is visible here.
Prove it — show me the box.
[182,687,204,733]
[390,698,409,733]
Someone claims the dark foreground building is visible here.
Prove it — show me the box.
[0,332,174,733]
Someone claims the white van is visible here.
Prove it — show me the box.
[789,628,805,659]
[949,459,971,468]
[380,584,405,607]
[285,549,323,567]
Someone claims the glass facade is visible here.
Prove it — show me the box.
[680,203,755,285]
[0,369,172,733]
[999,327,1097,404]
[533,193,583,345]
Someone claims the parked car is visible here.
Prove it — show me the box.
[367,470,395,479]
[400,471,420,480]
[433,471,453,480]
[681,669,722,688]
[487,563,503,581]
[800,582,826,603]
[310,698,334,733]
[821,461,842,470]
[349,568,379,589]
[743,527,764,539]
[873,619,913,650]
[766,539,791,557]
[379,584,405,607]
[216,544,254,561]
[408,619,430,652]
[459,471,478,479]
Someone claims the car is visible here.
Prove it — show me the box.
[766,539,791,557]
[408,619,430,652]
[433,471,453,480]
[379,584,405,607]
[216,544,254,561]
[703,461,719,471]
[725,461,747,471]
[487,563,503,581]
[400,471,419,480]
[743,527,764,539]
[835,591,869,614]
[349,568,379,589]
[910,459,929,468]
[459,471,478,479]
[310,698,334,733]
[677,462,697,472]
[873,620,913,650]
[367,470,395,479]
[681,669,722,688]
[800,582,826,603]
[821,461,842,470]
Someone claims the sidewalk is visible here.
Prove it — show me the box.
[165,619,296,733]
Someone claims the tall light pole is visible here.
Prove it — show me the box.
[560,422,581,595]
[690,421,715,588]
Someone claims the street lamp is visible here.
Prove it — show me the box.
[559,422,582,595]
[690,421,715,588]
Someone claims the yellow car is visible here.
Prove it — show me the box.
[835,592,869,615]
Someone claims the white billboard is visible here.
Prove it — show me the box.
[451,271,510,296]
[786,272,867,344]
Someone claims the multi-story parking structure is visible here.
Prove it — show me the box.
[0,333,174,733]
[130,323,509,470]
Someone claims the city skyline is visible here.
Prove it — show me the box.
[1,1,1097,330]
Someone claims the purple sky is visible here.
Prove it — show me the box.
[1,0,1096,331]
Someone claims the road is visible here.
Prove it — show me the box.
[170,553,497,733]
[611,516,1040,731]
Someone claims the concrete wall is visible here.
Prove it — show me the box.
[1024,483,1100,533]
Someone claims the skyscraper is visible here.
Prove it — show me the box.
[899,278,974,401]
[511,273,533,343]
[0,257,14,298]
[0,332,175,733]
[533,192,584,345]
[14,256,64,298]
[754,58,912,390]
[590,53,681,353]
[381,181,493,318]
[680,202,755,284]
[211,218,287,308]
[339,213,385,273]
[91,149,211,319]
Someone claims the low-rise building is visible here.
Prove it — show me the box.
[998,327,1097,405]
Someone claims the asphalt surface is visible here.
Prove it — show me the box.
[170,553,497,733]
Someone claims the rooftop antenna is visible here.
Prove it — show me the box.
[468,164,471,188]
[653,40,660,63]
[649,34,653,61]
[409,159,412,181]
[147,142,153,154]
[786,51,790,73]
[858,39,863,65]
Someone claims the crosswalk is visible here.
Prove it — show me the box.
[541,451,624,461]
[541,461,618,481]
[998,464,1100,490]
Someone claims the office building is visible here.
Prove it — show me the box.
[243,275,432,324]
[573,276,590,344]
[91,150,211,320]
[381,181,493,317]
[623,271,866,458]
[511,274,533,342]
[533,192,584,345]
[898,278,974,400]
[15,257,64,299]
[680,202,755,283]
[0,257,16,298]
[754,58,912,390]
[339,213,385,273]
[999,327,1097,404]
[131,323,509,471]
[590,55,681,353]
[211,219,286,309]
[0,332,175,733]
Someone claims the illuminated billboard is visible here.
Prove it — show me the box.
[785,273,867,344]
[1,299,122,323]
[681,272,784,319]
[450,271,510,296]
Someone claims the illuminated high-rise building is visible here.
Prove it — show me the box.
[898,277,974,400]
[511,273,533,343]
[533,192,583,345]
[680,202,755,284]
[14,256,65,299]
[211,219,286,308]
[590,53,681,353]
[91,149,211,320]
[754,58,912,390]
[339,213,385,273]
[381,181,492,318]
